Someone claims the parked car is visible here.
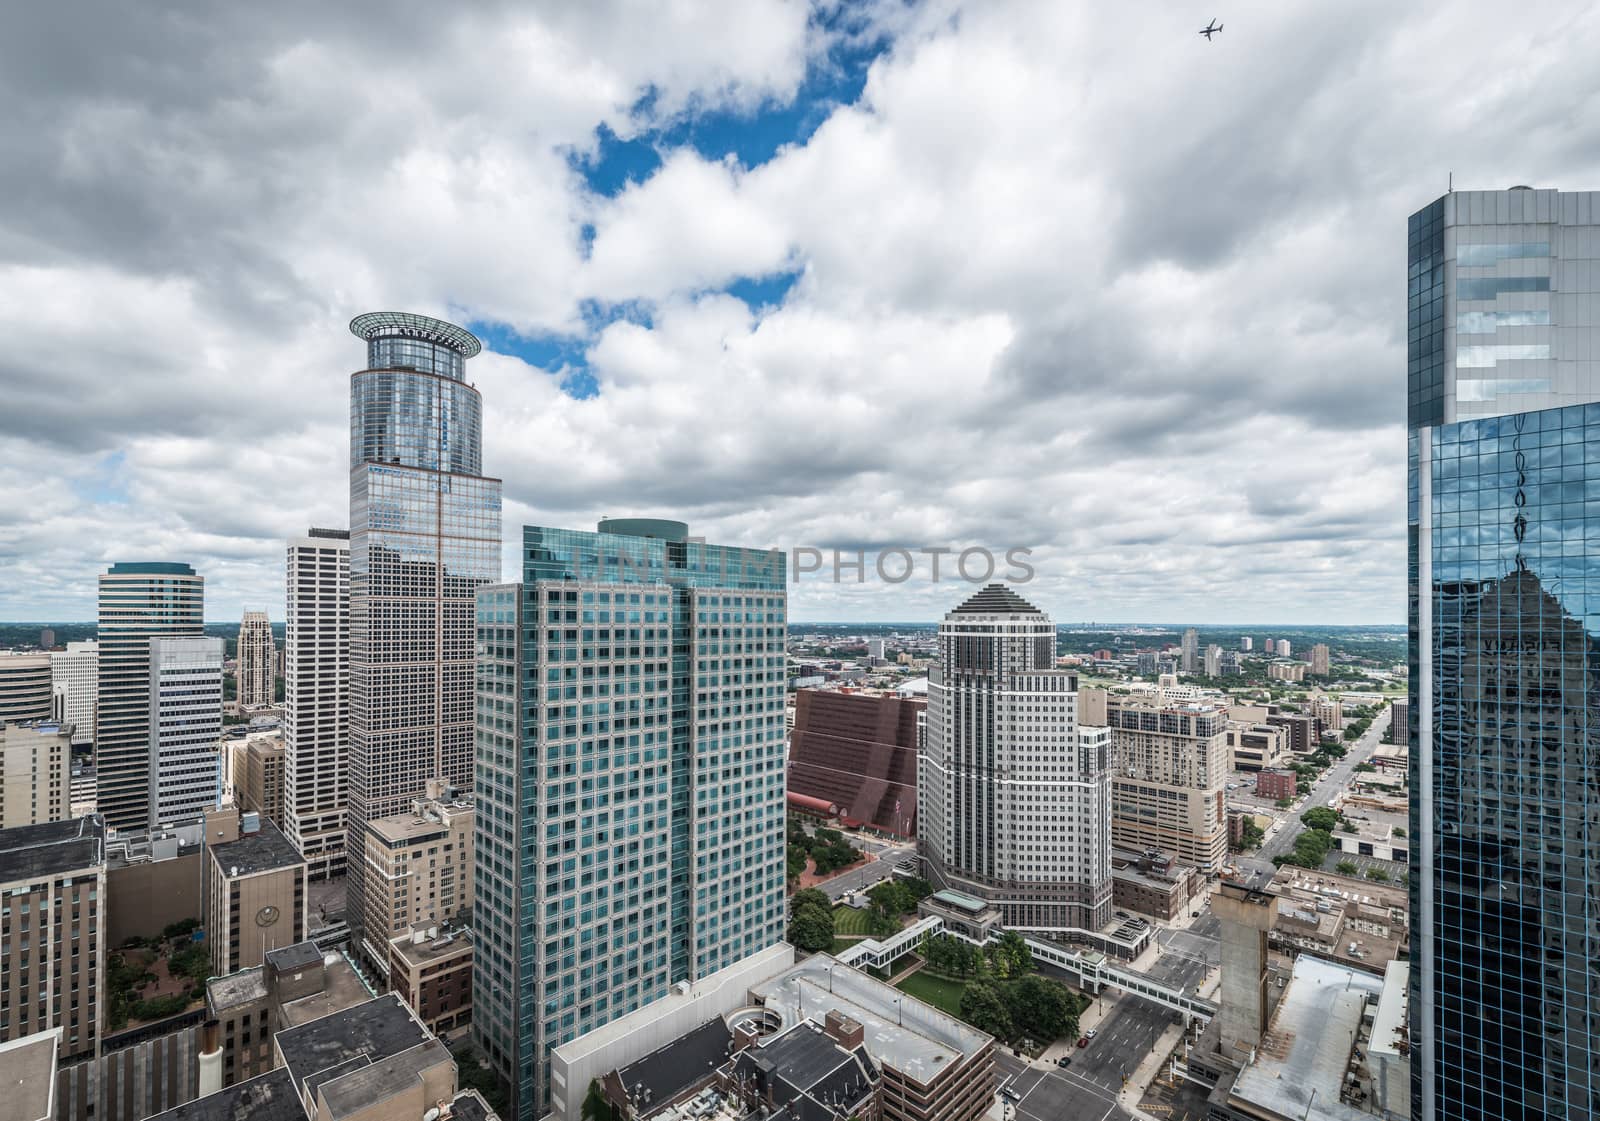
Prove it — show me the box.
[1057,1056,1073,1069]
[1086,1029,1098,1040]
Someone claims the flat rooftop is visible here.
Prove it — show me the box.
[207,967,267,1014]
[366,801,473,845]
[750,955,989,1084]
[280,955,377,1028]
[276,993,429,1097]
[0,1029,59,1121]
[267,941,322,973]
[1229,954,1385,1121]
[145,1068,300,1121]
[390,929,473,970]
[615,1017,732,1106]
[319,1039,451,1121]
[734,1023,868,1099]
[209,818,304,878]
[929,889,987,915]
[0,817,103,884]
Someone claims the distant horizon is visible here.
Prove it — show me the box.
[1,618,1409,630]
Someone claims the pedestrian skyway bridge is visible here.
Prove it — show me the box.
[833,914,1217,1021]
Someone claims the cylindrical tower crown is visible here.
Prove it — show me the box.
[349,312,484,473]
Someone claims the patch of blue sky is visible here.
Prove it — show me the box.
[73,451,129,505]
[574,21,888,197]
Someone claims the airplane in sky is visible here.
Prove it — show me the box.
[1200,18,1223,41]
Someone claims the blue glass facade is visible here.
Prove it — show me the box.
[346,314,501,965]
[473,523,787,1121]
[1409,189,1600,1121]
[1412,403,1600,1120]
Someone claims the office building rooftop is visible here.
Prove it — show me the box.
[145,1068,301,1121]
[749,955,989,1084]
[275,992,429,1097]
[1227,955,1385,1121]
[0,816,103,883]
[209,817,304,877]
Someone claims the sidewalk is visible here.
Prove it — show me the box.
[1116,968,1222,1120]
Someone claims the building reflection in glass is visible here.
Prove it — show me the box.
[1415,402,1600,1121]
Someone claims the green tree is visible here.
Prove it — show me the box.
[959,981,1014,1040]
[1336,860,1359,875]
[868,880,914,916]
[992,931,1033,980]
[1366,867,1391,882]
[582,1080,616,1121]
[1006,975,1075,1041]
[791,888,831,914]
[1300,807,1340,833]
[788,907,835,952]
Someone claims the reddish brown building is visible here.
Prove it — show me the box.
[1255,770,1298,801]
[388,927,473,1039]
[788,690,923,838]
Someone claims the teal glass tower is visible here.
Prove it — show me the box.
[473,520,787,1121]
[96,561,205,830]
[1408,188,1600,1121]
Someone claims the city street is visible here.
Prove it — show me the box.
[997,1049,1132,1121]
[1235,707,1391,883]
[809,835,915,903]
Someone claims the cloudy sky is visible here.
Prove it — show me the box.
[4,0,1599,625]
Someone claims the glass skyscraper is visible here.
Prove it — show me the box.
[346,312,501,966]
[473,519,787,1121]
[95,561,204,830]
[1408,188,1600,1121]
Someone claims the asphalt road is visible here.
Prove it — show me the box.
[1235,708,1390,884]
[997,1050,1133,1121]
[811,838,916,903]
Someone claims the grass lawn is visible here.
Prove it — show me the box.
[829,936,866,956]
[832,905,880,936]
[895,971,966,1017]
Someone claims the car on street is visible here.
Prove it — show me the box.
[1056,1056,1072,1069]
[1077,1037,1088,1048]
[999,1087,1020,1103]
[1086,1029,1098,1039]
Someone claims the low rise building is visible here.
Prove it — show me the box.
[1254,770,1297,802]
[0,720,71,826]
[1227,722,1289,772]
[389,925,474,1039]
[1329,819,1408,864]
[203,809,307,976]
[749,956,994,1121]
[146,992,501,1121]
[1266,661,1305,683]
[203,941,373,1088]
[1267,863,1408,972]
[603,1013,877,1121]
[1110,848,1200,921]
